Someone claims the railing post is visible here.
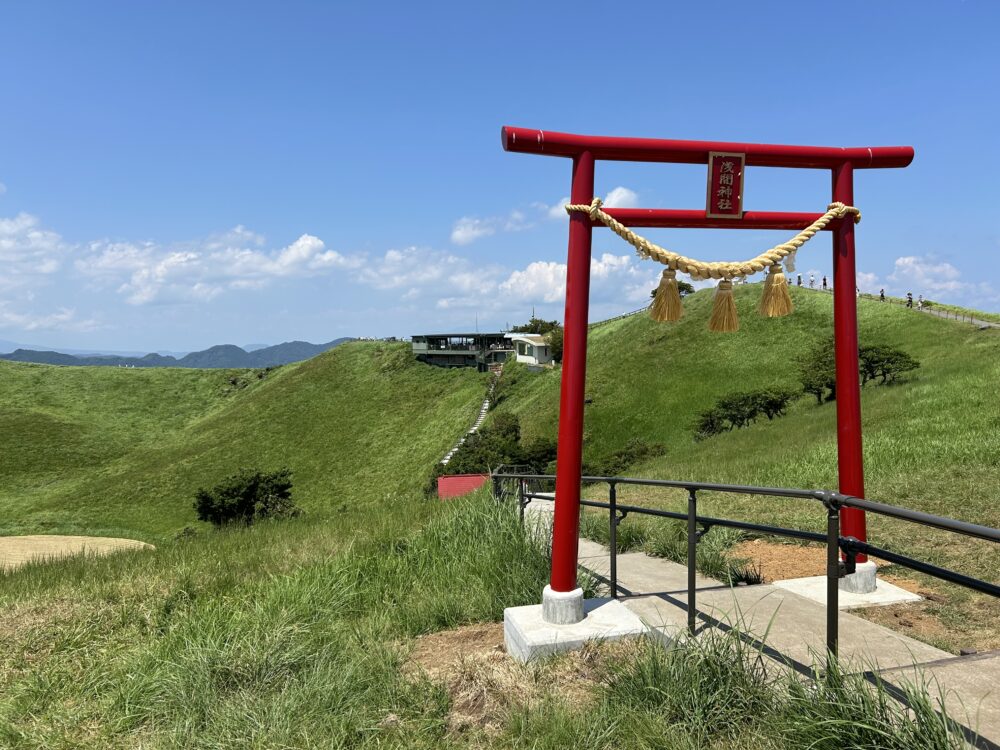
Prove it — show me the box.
[688,488,698,635]
[609,482,618,599]
[826,500,841,668]
[518,478,525,526]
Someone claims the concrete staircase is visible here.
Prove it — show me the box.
[440,368,501,466]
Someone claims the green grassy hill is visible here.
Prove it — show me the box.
[1,291,998,747]
[0,342,488,540]
[504,285,999,503]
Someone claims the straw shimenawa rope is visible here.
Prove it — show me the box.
[566,198,861,331]
[565,198,860,281]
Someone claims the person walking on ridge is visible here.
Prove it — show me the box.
[880,288,885,302]
[797,274,802,287]
[906,292,913,308]
[822,276,828,291]
[809,273,815,289]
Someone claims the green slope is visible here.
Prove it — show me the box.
[499,285,1000,577]
[0,342,487,540]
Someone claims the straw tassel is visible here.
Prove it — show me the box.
[708,280,739,332]
[758,262,794,318]
[650,268,684,322]
[784,250,796,274]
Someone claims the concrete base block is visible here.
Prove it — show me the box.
[773,571,922,610]
[542,585,584,624]
[839,561,877,594]
[504,597,648,663]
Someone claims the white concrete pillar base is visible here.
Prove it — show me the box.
[839,560,877,594]
[542,584,585,624]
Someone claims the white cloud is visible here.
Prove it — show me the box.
[450,217,496,245]
[857,271,879,292]
[541,186,640,221]
[498,252,657,306]
[602,186,639,208]
[0,302,99,333]
[0,212,70,291]
[541,197,570,220]
[0,182,7,196]
[888,256,962,293]
[499,260,567,303]
[886,254,996,305]
[450,210,534,245]
[77,229,363,305]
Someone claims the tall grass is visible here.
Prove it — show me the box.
[503,630,968,750]
[1,494,972,748]
[0,493,549,748]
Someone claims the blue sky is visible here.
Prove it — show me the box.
[1,1,998,351]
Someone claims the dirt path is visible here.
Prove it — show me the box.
[0,535,154,572]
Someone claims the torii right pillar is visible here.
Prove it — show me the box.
[832,161,875,593]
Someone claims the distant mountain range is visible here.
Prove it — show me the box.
[0,339,354,369]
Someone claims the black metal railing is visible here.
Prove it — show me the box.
[491,472,1000,662]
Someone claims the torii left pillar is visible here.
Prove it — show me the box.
[542,151,594,623]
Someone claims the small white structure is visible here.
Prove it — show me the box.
[504,333,552,366]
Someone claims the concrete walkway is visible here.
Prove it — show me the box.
[527,498,1000,746]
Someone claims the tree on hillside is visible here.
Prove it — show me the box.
[798,338,838,404]
[650,280,695,298]
[798,338,920,404]
[859,345,920,385]
[511,316,560,334]
[546,325,564,363]
[194,468,299,526]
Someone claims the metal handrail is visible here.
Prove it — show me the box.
[490,471,1000,665]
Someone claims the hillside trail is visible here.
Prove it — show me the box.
[0,535,153,572]
[440,365,503,466]
[814,287,999,328]
[522,496,1000,748]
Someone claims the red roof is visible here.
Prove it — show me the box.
[437,473,489,499]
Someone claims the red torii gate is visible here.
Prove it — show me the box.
[502,126,914,613]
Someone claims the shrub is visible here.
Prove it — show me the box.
[694,408,729,441]
[693,389,796,440]
[194,468,299,526]
[583,438,666,477]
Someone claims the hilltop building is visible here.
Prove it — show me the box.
[504,332,553,366]
[410,333,512,371]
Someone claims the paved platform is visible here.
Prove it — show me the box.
[774,573,923,609]
[522,496,1000,746]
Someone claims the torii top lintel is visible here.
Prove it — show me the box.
[501,126,914,170]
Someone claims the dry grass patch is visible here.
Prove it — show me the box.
[406,622,633,736]
[0,535,153,573]
[732,539,892,582]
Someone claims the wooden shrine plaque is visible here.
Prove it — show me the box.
[706,152,745,219]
